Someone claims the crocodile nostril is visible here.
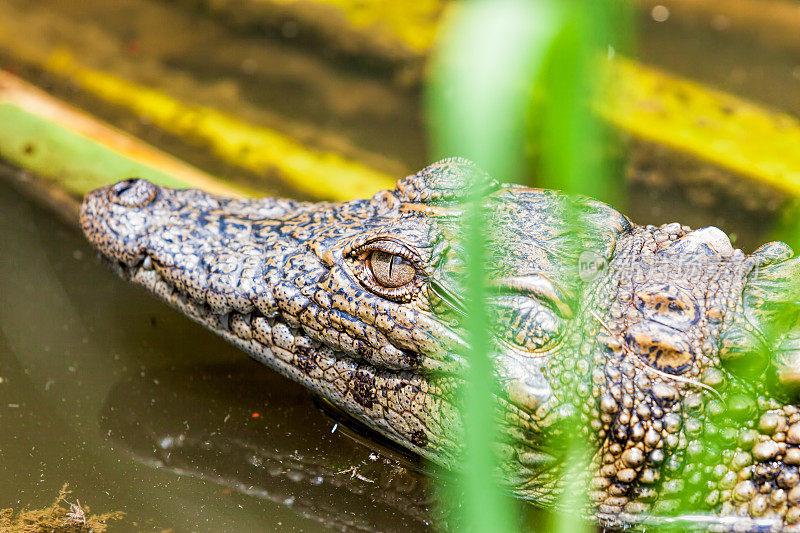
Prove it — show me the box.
[109,178,158,207]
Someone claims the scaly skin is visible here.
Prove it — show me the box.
[81,158,800,530]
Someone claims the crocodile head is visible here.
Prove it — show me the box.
[81,158,800,529]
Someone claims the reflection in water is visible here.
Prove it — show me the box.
[100,361,438,532]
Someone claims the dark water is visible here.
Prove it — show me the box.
[0,179,440,531]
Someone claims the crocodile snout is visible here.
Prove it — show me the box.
[81,178,163,266]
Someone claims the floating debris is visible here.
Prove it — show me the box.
[63,500,85,527]
[336,466,375,483]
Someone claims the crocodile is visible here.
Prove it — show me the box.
[80,157,800,530]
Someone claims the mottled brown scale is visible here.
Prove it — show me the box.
[634,285,700,329]
[292,345,319,375]
[349,370,377,409]
[625,323,695,375]
[81,158,800,530]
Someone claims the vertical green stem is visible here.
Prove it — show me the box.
[428,1,628,531]
[461,187,514,532]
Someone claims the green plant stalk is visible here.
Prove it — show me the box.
[428,1,561,531]
[463,186,510,532]
[539,4,614,532]
[429,0,629,530]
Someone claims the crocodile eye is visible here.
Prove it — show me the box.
[370,251,416,288]
[347,240,422,302]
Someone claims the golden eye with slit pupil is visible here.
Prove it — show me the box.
[370,250,416,288]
